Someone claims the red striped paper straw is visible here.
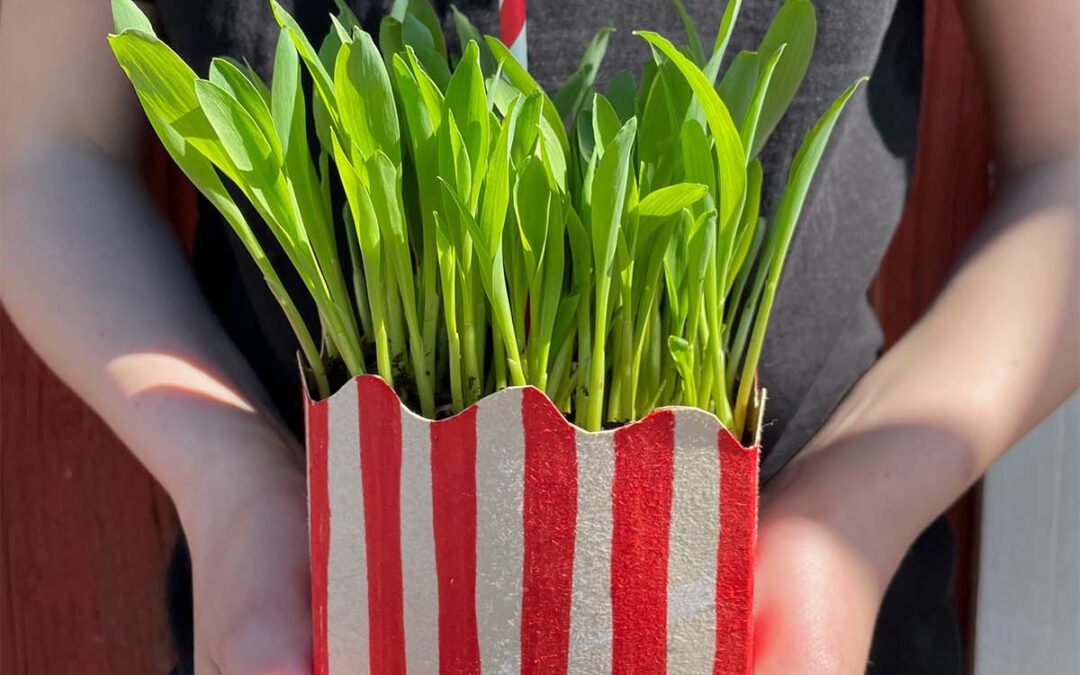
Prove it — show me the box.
[499,0,528,70]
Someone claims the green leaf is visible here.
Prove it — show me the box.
[510,91,544,167]
[605,70,637,122]
[726,158,764,291]
[566,200,592,284]
[591,118,637,281]
[335,28,400,165]
[476,104,517,266]
[591,93,623,154]
[485,36,569,155]
[392,54,437,151]
[704,0,743,82]
[635,31,746,230]
[768,78,866,282]
[333,132,382,266]
[450,7,497,74]
[111,0,154,34]
[406,0,447,61]
[679,117,716,198]
[438,111,472,204]
[717,50,759,129]
[638,72,677,188]
[638,183,708,218]
[663,213,689,321]
[271,28,301,155]
[194,79,276,178]
[331,0,362,30]
[636,57,658,121]
[671,0,705,65]
[739,45,786,164]
[444,41,490,202]
[554,27,614,123]
[209,57,281,160]
[513,156,552,280]
[396,12,451,89]
[734,77,866,431]
[404,47,446,124]
[573,104,597,167]
[108,31,202,130]
[365,152,411,282]
[550,291,580,359]
[667,336,696,400]
[538,199,568,340]
[379,16,405,69]
[269,1,338,127]
[752,0,817,157]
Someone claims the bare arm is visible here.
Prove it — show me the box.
[754,0,1078,671]
[1,0,296,513]
[1,3,310,672]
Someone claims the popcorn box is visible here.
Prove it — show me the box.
[305,375,761,674]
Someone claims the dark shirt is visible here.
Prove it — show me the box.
[147,2,958,673]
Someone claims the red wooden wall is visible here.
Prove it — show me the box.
[0,1,990,672]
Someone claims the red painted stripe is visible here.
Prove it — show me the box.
[306,397,330,675]
[611,410,675,674]
[713,431,759,675]
[358,377,407,674]
[499,0,526,45]
[520,388,578,674]
[430,406,481,674]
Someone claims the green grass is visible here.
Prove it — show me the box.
[109,0,862,438]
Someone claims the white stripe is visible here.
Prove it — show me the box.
[667,409,722,673]
[567,429,615,674]
[475,388,525,675]
[399,406,439,672]
[327,380,369,674]
[509,22,528,71]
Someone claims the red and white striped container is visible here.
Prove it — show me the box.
[305,375,760,674]
[499,0,528,70]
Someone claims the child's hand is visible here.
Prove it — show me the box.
[752,490,885,674]
[750,434,911,675]
[177,444,312,675]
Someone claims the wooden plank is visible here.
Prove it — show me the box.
[0,312,179,673]
[974,395,1080,674]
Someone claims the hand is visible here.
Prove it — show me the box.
[176,442,312,675]
[751,433,915,675]
[752,481,884,673]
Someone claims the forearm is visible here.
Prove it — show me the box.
[0,143,298,519]
[773,158,1078,583]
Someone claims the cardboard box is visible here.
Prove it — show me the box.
[305,374,760,674]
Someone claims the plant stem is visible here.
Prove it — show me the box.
[385,265,407,381]
[421,232,440,381]
[575,284,593,427]
[547,332,576,404]
[735,279,776,438]
[586,282,610,431]
[493,331,507,390]
[726,256,769,389]
[266,276,329,399]
[460,279,481,404]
